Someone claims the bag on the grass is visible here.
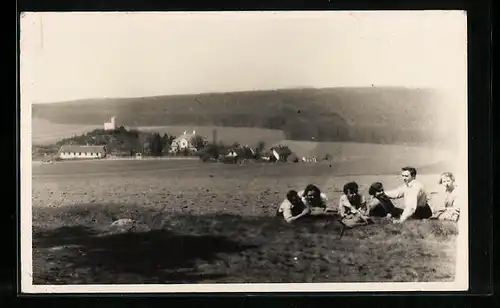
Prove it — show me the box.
[340,212,371,228]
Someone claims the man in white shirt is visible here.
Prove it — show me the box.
[384,167,433,223]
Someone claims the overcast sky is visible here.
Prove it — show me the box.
[20,11,467,103]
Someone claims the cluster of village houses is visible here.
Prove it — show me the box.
[56,117,317,163]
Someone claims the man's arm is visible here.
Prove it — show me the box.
[384,186,405,199]
[298,191,307,205]
[281,201,310,223]
[282,207,295,223]
[278,200,293,222]
[320,193,329,205]
[283,207,310,223]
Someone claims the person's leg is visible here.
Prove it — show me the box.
[412,204,433,219]
[422,204,433,219]
[367,198,388,217]
[430,208,446,220]
[390,206,404,219]
[434,208,460,222]
[450,209,460,222]
[373,197,401,218]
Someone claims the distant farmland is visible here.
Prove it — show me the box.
[137,126,286,147]
[32,115,455,176]
[272,140,452,165]
[32,118,286,147]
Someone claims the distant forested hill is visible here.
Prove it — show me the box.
[32,87,453,147]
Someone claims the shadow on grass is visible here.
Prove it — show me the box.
[33,219,258,284]
[32,202,458,284]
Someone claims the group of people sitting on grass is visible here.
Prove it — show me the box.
[276,166,461,226]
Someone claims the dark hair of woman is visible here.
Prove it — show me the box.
[286,190,300,203]
[302,184,325,208]
[368,182,384,196]
[303,184,321,197]
[343,181,359,195]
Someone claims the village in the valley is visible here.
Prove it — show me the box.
[35,116,320,164]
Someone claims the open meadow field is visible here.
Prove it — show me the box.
[31,158,459,284]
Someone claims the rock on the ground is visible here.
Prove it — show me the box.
[111,218,135,227]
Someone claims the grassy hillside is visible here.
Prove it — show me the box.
[32,87,453,147]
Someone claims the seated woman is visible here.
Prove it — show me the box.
[338,182,367,215]
[338,182,371,225]
[276,190,311,223]
[367,182,404,218]
[430,172,461,222]
[299,184,331,212]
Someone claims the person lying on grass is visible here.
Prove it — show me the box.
[338,181,372,225]
[384,166,433,224]
[299,184,332,213]
[276,190,311,223]
[430,172,461,222]
[366,182,404,219]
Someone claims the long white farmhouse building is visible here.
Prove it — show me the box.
[59,145,107,159]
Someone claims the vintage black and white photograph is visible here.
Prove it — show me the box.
[20,11,468,293]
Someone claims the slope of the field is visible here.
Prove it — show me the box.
[31,87,452,146]
[32,160,460,284]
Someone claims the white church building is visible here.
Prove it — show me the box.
[104,116,116,130]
